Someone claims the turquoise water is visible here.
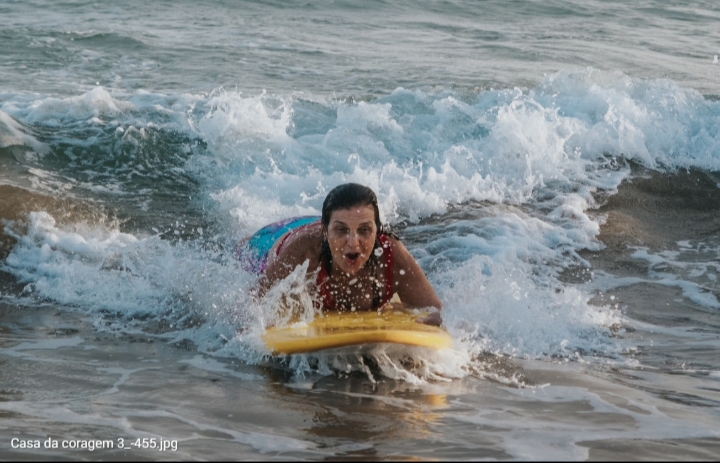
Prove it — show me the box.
[2,1,720,459]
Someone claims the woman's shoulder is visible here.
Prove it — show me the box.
[382,234,410,263]
[276,221,323,262]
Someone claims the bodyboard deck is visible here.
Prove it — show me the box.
[262,309,451,355]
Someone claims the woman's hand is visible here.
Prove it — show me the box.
[416,311,442,326]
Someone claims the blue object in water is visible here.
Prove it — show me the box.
[237,216,320,274]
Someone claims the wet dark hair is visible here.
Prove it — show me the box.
[320,183,398,308]
[321,183,382,231]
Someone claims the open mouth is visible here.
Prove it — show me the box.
[345,252,360,262]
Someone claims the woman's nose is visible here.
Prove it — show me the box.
[347,231,360,246]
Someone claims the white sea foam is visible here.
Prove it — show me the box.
[1,207,623,381]
[0,87,200,149]
[0,109,50,158]
[0,336,85,361]
[275,343,475,385]
[2,211,256,335]
[192,70,720,236]
[441,255,622,359]
[4,87,133,127]
[3,70,718,219]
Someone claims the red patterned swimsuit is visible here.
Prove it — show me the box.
[316,234,394,310]
[274,225,395,310]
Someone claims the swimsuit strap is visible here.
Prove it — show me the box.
[316,234,394,310]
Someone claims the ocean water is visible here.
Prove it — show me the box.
[2,0,720,459]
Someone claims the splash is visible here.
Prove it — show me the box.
[5,69,720,381]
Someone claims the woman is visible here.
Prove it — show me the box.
[238,183,442,325]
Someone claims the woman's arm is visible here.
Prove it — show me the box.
[255,226,321,299]
[389,238,443,325]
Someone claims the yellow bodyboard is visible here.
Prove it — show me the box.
[262,309,451,355]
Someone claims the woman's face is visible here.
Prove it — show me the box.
[325,205,377,275]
